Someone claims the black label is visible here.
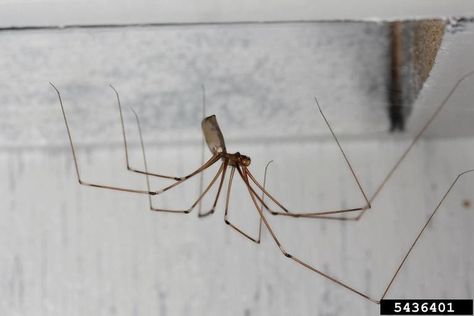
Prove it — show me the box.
[380,299,473,315]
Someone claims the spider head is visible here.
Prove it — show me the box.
[238,153,251,166]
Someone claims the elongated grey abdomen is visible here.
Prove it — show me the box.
[201,115,227,154]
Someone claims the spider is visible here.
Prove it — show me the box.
[49,71,473,303]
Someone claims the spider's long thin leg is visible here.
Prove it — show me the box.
[245,168,365,218]
[238,166,379,302]
[223,166,262,244]
[379,169,474,300]
[315,97,370,209]
[356,70,474,220]
[243,176,359,221]
[51,82,156,195]
[198,159,228,218]
[241,166,474,303]
[254,161,272,237]
[198,84,209,216]
[110,84,181,181]
[148,162,226,214]
[237,98,370,219]
[246,69,474,220]
[221,160,274,241]
[246,71,474,220]
[148,147,220,196]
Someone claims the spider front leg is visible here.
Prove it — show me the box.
[249,71,474,220]
[240,165,474,303]
[51,83,156,195]
[110,84,184,181]
[355,70,474,221]
[52,82,221,197]
[245,168,366,219]
[239,166,380,303]
[240,98,371,220]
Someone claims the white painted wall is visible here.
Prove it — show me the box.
[0,18,473,316]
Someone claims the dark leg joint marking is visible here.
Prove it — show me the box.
[198,209,214,217]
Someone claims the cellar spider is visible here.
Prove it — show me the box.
[50,70,474,303]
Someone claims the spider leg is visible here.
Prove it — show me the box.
[356,70,474,221]
[52,82,221,196]
[314,97,370,209]
[245,168,366,218]
[237,166,378,302]
[198,159,228,217]
[197,85,214,217]
[147,162,225,214]
[143,155,221,196]
[51,82,157,195]
[241,166,474,303]
[221,160,275,240]
[246,71,474,220]
[379,169,474,300]
[110,84,183,181]
[223,166,263,244]
[234,98,371,219]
